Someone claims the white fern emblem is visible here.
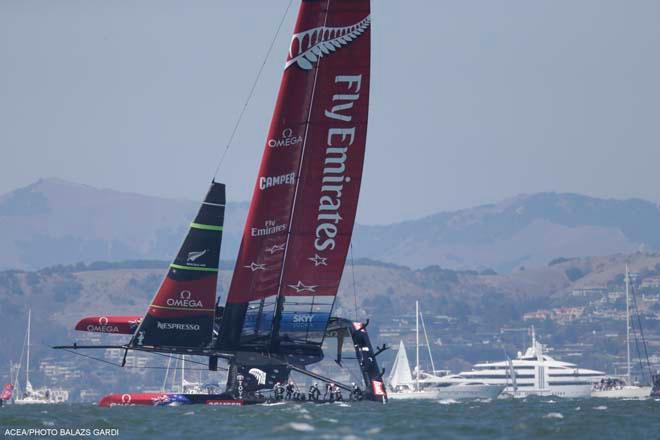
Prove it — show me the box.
[248,368,267,385]
[285,15,371,71]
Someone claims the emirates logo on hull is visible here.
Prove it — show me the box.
[286,15,371,71]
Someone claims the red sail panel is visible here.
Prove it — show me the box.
[280,0,370,301]
[275,0,371,345]
[226,0,370,304]
[225,3,328,306]
[222,0,370,347]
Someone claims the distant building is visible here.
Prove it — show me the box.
[641,276,660,289]
[572,287,607,297]
[523,310,551,321]
[552,307,584,322]
[523,307,584,323]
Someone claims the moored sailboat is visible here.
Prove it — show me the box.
[14,310,69,405]
[592,266,652,398]
[387,301,504,400]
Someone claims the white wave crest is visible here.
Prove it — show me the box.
[543,412,564,419]
[288,422,315,432]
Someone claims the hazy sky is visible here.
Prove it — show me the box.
[1,1,659,224]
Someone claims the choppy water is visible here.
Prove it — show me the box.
[2,397,660,440]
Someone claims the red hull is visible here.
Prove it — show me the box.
[98,393,249,407]
[75,316,141,335]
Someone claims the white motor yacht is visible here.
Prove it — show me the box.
[457,328,604,398]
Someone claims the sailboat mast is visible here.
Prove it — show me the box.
[26,309,31,388]
[626,265,632,384]
[415,300,420,391]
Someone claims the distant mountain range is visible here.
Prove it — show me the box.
[1,178,658,272]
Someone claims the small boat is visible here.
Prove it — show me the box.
[13,310,69,405]
[651,374,660,397]
[388,301,504,400]
[0,384,13,407]
[592,266,652,398]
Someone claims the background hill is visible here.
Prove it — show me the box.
[0,178,247,270]
[1,178,658,272]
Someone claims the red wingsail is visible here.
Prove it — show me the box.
[222,0,370,347]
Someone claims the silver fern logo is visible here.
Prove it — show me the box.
[286,15,371,70]
[248,368,267,385]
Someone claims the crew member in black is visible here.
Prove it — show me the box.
[273,382,284,400]
[351,383,363,400]
[308,382,321,401]
[285,381,295,400]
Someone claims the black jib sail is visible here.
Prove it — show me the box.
[130,182,225,348]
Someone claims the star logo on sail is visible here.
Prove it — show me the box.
[266,244,285,255]
[288,281,317,294]
[244,262,266,272]
[308,254,328,267]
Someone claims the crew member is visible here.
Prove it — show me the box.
[351,383,363,401]
[285,380,295,400]
[274,382,284,400]
[324,382,332,400]
[334,384,343,401]
[308,382,321,401]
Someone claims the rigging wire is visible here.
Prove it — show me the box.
[350,243,359,321]
[212,0,294,178]
[54,346,228,372]
[631,316,645,382]
[161,355,173,392]
[12,319,29,391]
[418,309,436,374]
[630,282,653,381]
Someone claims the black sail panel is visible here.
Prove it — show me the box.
[131,182,225,348]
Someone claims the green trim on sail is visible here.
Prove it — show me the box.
[170,264,219,272]
[190,222,223,231]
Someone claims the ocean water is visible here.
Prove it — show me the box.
[1,397,659,440]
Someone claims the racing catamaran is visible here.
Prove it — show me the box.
[55,0,388,406]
